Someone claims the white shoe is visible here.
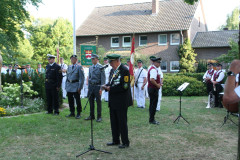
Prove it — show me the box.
[206,105,211,108]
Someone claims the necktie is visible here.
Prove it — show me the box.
[72,65,74,70]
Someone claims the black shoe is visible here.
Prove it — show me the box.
[76,114,81,119]
[46,111,53,114]
[85,116,95,120]
[66,114,75,118]
[53,112,59,116]
[107,142,120,146]
[119,144,129,149]
[96,117,102,122]
[149,120,159,125]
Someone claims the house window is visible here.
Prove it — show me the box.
[161,61,167,72]
[170,34,180,45]
[123,36,131,47]
[170,61,179,72]
[158,34,167,45]
[139,35,147,46]
[111,37,119,47]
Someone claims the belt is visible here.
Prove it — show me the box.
[67,80,79,83]
[90,82,101,85]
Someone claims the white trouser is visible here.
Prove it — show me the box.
[101,90,109,101]
[156,86,162,111]
[145,82,149,98]
[62,76,67,98]
[135,82,146,108]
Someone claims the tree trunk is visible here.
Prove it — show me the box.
[0,54,2,91]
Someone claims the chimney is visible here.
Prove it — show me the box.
[152,0,159,15]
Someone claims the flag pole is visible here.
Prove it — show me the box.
[73,0,76,55]
[130,33,135,107]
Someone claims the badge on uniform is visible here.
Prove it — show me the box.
[59,70,62,73]
[124,76,129,82]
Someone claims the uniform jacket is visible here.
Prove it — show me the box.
[65,64,84,92]
[88,63,105,87]
[45,63,62,89]
[107,64,133,110]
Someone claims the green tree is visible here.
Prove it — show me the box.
[219,7,239,30]
[0,0,42,50]
[178,39,197,73]
[215,40,239,63]
[184,0,198,5]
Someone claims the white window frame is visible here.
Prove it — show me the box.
[139,35,147,46]
[111,37,119,48]
[122,36,131,47]
[170,34,180,45]
[158,34,167,46]
[170,61,179,72]
[160,61,167,72]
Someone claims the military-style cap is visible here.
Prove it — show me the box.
[149,56,156,60]
[151,57,162,63]
[137,59,143,63]
[26,63,31,65]
[14,64,19,67]
[207,63,213,66]
[104,57,108,60]
[70,55,77,59]
[38,63,42,65]
[106,54,121,61]
[8,64,12,67]
[91,54,99,59]
[216,63,222,67]
[47,54,56,59]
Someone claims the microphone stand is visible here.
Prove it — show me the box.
[77,84,111,158]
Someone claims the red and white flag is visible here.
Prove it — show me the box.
[56,48,59,64]
[130,36,135,86]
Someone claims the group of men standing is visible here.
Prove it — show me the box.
[44,53,164,148]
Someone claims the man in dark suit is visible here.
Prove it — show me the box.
[101,54,132,149]
[45,54,63,115]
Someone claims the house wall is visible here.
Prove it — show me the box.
[188,1,207,42]
[77,31,187,72]
[194,47,230,60]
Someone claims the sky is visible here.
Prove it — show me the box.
[26,0,239,31]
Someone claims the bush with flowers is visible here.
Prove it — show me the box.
[0,81,38,106]
[0,107,6,116]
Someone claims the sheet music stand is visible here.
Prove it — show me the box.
[173,82,190,124]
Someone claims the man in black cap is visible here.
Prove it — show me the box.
[85,54,105,122]
[6,64,13,75]
[147,57,161,124]
[203,63,215,108]
[102,53,132,149]
[211,63,225,108]
[45,54,63,115]
[65,55,84,119]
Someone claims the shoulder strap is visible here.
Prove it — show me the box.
[136,69,143,83]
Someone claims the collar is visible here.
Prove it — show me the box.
[50,62,55,66]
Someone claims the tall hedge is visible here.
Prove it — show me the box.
[163,74,206,96]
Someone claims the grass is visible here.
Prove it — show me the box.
[0,97,238,160]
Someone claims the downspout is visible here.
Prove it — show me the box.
[180,30,183,44]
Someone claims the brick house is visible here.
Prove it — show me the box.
[76,0,208,72]
[192,30,239,61]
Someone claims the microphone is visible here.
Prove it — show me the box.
[100,64,108,70]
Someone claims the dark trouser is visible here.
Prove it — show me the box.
[213,83,223,107]
[46,88,59,113]
[206,82,213,94]
[88,85,102,118]
[109,106,129,145]
[148,87,159,122]
[67,92,82,115]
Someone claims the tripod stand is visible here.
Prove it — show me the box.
[173,83,190,125]
[220,111,238,128]
[76,85,112,158]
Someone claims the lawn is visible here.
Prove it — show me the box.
[0,97,238,160]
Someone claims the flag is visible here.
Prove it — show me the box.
[130,36,135,87]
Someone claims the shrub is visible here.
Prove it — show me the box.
[0,107,6,116]
[163,75,207,96]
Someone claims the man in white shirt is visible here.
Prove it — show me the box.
[134,60,147,108]
[60,57,68,99]
[156,66,163,111]
[1,64,7,74]
[102,57,112,102]
[236,73,239,86]
[203,63,215,108]
[223,60,240,103]
[6,64,13,75]
[211,63,225,108]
